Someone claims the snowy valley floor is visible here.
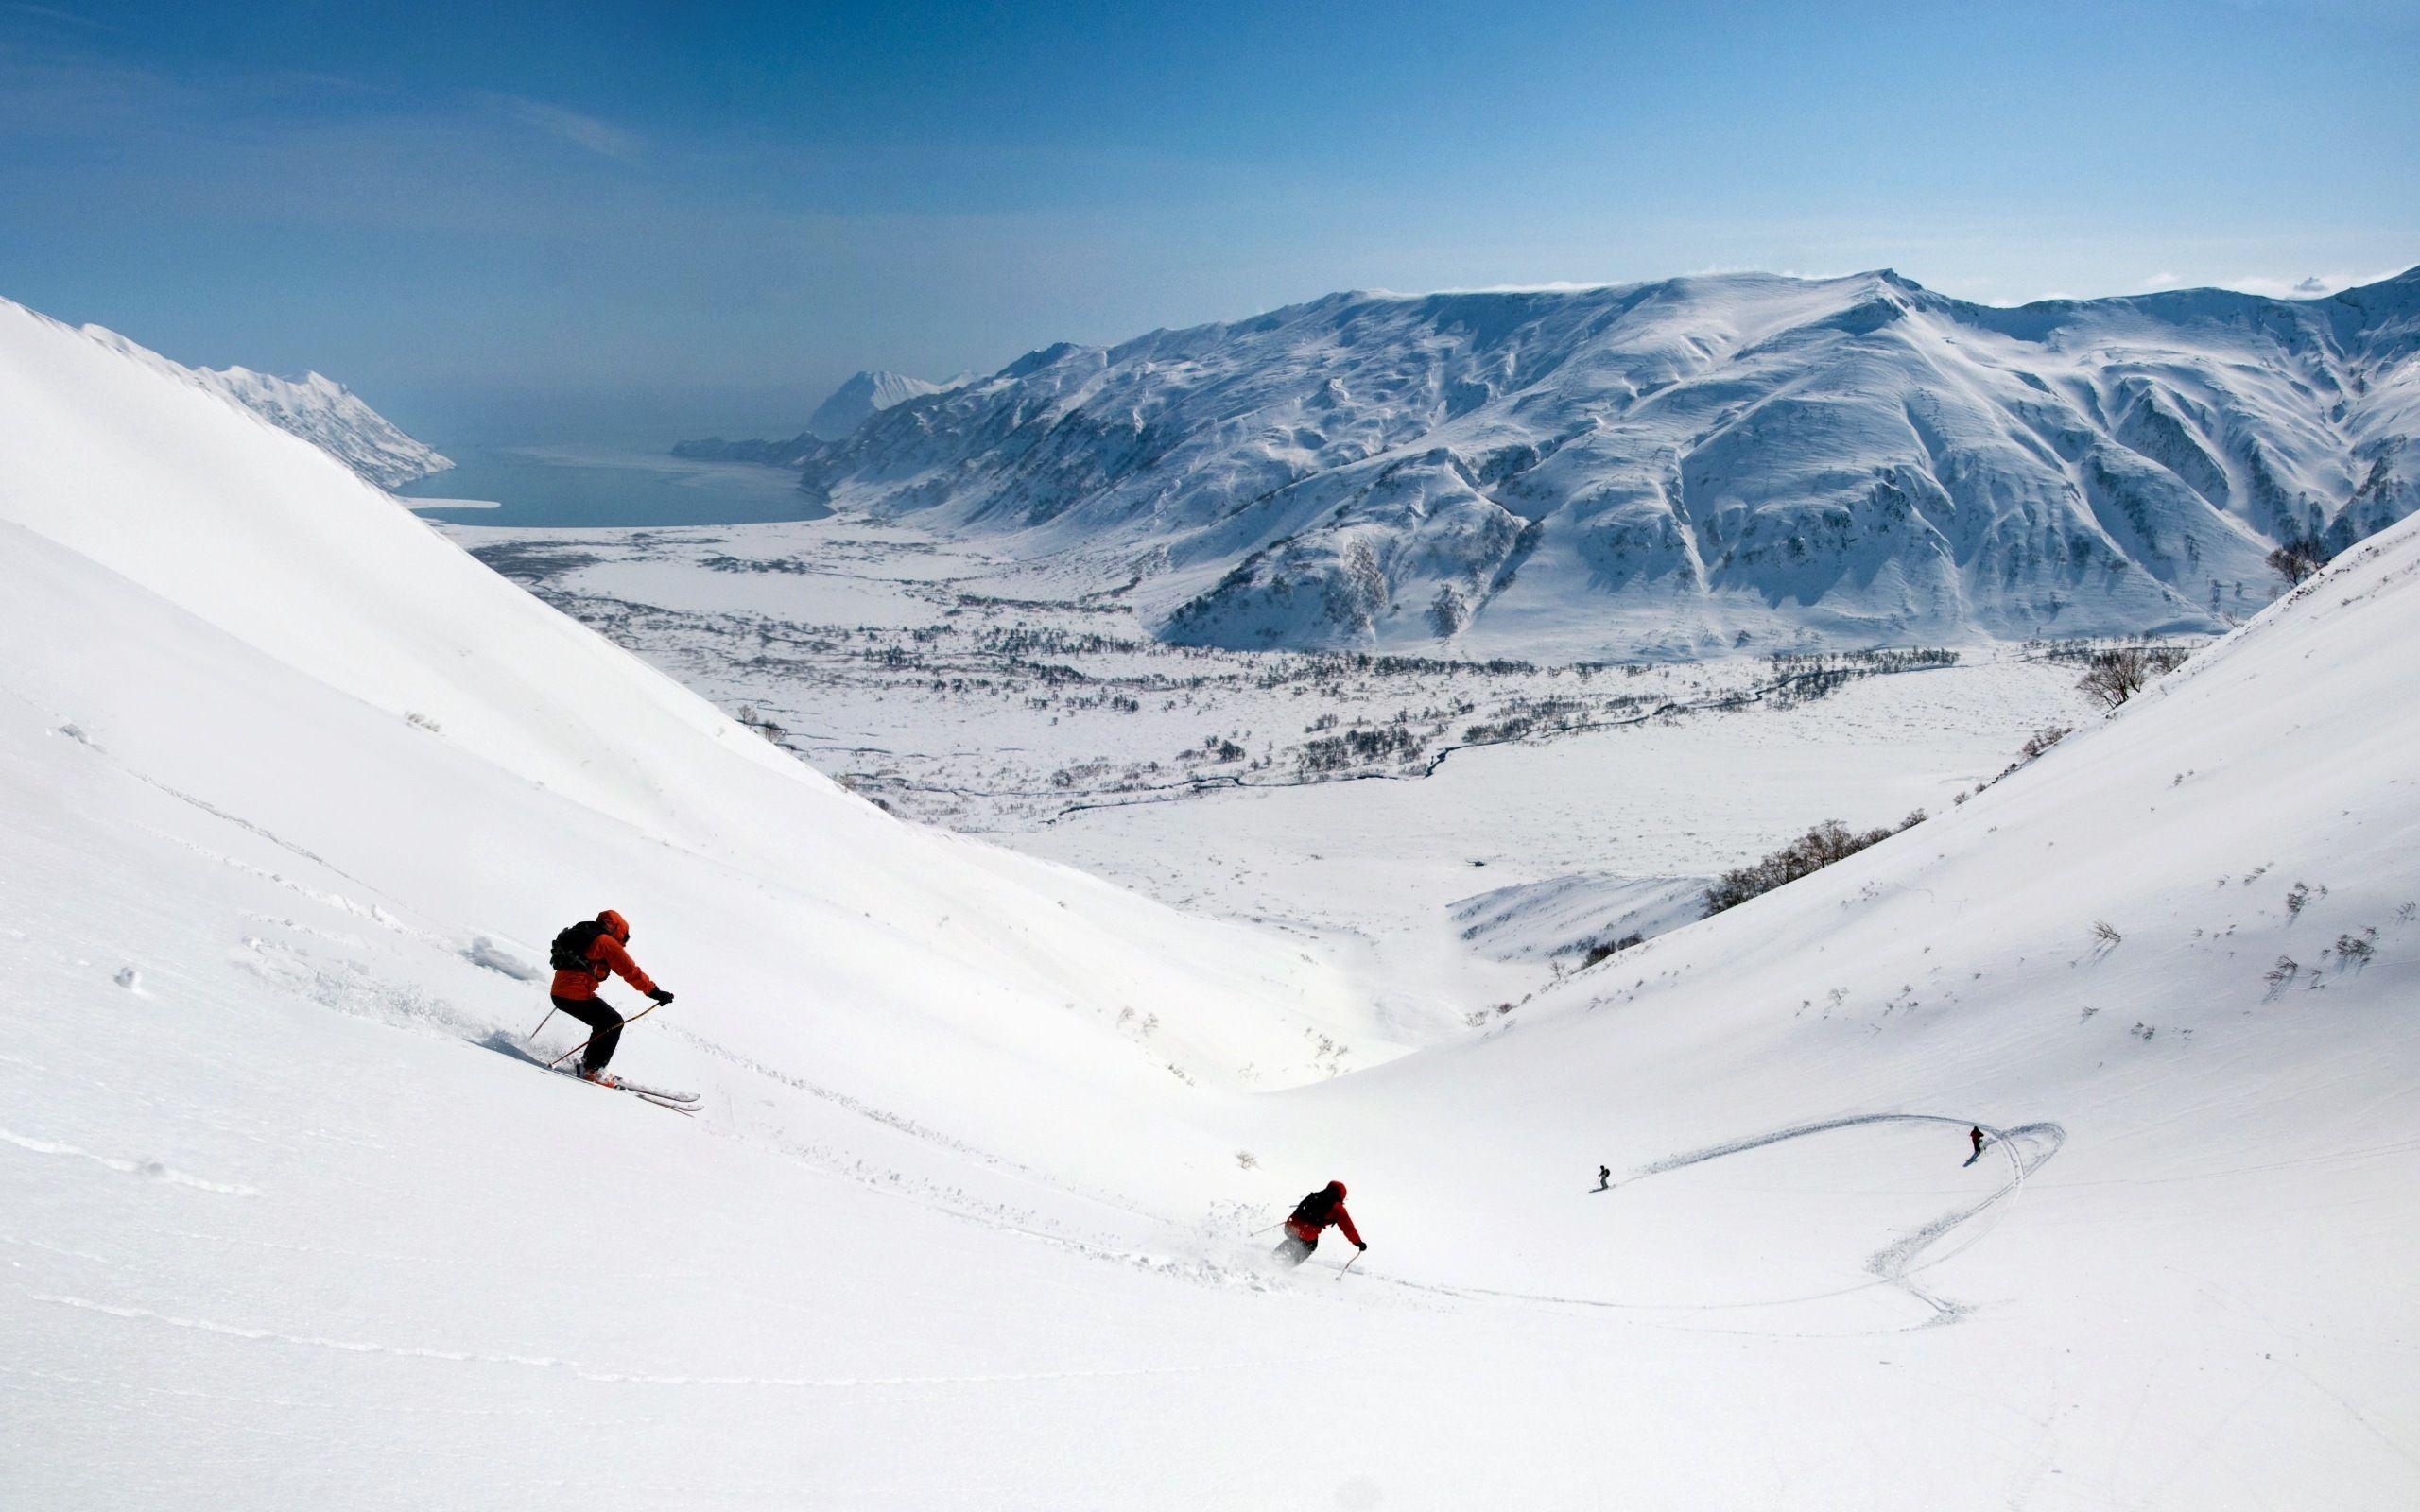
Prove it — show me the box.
[444,515,2118,1032]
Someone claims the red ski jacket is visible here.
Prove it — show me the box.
[1286,1202,1362,1246]
[549,931,658,1002]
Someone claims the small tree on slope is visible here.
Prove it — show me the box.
[2077,646,2187,713]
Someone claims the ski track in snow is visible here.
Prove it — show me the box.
[479,1033,1198,1275]
[0,1127,261,1195]
[1349,1113,2064,1332]
[46,711,393,905]
[1641,1112,2066,1322]
[19,1290,1276,1392]
[34,690,478,967]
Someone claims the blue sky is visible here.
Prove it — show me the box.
[2,0,2414,441]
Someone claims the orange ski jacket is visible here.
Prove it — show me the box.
[549,914,658,1002]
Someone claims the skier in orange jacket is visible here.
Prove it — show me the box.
[547,909,672,1085]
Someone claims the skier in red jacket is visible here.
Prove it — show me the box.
[1275,1180,1365,1267]
[547,909,672,1086]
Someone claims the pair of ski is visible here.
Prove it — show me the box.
[557,1065,701,1116]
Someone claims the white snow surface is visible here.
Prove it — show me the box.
[786,266,2420,659]
[6,290,2420,1509]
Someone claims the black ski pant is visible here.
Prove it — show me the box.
[552,995,624,1073]
[1275,1234,1317,1267]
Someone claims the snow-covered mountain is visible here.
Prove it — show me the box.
[9,285,2420,1506]
[806,368,957,438]
[671,369,960,465]
[760,266,2420,659]
[64,324,453,490]
[199,365,452,488]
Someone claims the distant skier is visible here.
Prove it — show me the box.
[1968,1125,1986,1160]
[546,909,674,1086]
[1275,1180,1365,1267]
[1596,1164,1612,1192]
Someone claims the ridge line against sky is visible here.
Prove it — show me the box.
[2,0,2414,443]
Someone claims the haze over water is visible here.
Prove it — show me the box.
[396,443,830,529]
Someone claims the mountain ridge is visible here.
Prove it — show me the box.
[691,265,2420,660]
[199,364,453,489]
[66,321,454,490]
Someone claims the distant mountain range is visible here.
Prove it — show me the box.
[683,266,2420,659]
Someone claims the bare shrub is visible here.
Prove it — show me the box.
[2077,647,2189,712]
[2091,920,2123,948]
[1582,932,1646,969]
[2266,535,2329,587]
[2019,725,2072,761]
[1703,811,1924,918]
[1299,725,1420,773]
[2263,955,2300,996]
[2331,931,2377,970]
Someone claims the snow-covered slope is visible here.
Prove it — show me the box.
[9,284,2420,1508]
[0,293,1383,1124]
[1449,870,1709,965]
[771,267,2420,659]
[1257,507,2420,1499]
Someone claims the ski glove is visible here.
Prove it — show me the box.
[648,988,676,1005]
[1356,1240,1368,1251]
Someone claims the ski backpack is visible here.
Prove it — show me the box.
[1289,1189,1337,1228]
[548,919,607,972]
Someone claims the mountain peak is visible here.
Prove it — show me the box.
[804,369,957,439]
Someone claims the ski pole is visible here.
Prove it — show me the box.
[1335,1250,1361,1280]
[527,1005,559,1040]
[545,999,668,1070]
